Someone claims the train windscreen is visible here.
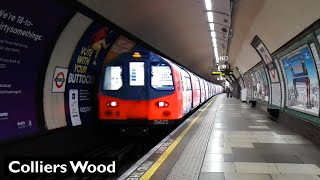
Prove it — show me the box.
[103,66,123,90]
[151,63,174,90]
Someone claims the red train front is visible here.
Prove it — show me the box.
[99,51,187,125]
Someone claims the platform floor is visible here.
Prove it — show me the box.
[119,94,320,180]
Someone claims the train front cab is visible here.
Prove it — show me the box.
[99,52,188,126]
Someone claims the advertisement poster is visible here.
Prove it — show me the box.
[254,70,261,100]
[103,35,135,65]
[239,78,244,90]
[64,22,120,126]
[243,74,253,99]
[262,67,270,102]
[0,0,74,141]
[256,42,279,83]
[281,44,319,116]
[251,73,258,99]
[257,67,269,102]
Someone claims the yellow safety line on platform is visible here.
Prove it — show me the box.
[140,98,215,180]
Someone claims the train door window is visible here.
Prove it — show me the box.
[185,77,191,90]
[129,62,145,86]
[180,73,185,91]
[195,79,200,90]
[103,66,123,90]
[151,63,174,90]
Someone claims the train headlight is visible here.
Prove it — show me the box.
[107,101,118,107]
[156,101,169,107]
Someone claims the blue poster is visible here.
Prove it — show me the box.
[281,44,319,116]
[64,22,120,126]
[0,0,74,142]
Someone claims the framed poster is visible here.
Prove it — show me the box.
[281,44,319,116]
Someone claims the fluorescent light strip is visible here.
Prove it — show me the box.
[212,37,217,43]
[205,0,212,10]
[212,39,217,48]
[211,31,216,38]
[209,23,215,31]
[207,12,213,22]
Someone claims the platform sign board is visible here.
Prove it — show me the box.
[0,0,74,142]
[257,43,279,83]
[281,44,319,116]
[252,36,279,83]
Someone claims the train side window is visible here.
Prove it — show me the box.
[103,66,123,90]
[151,63,174,90]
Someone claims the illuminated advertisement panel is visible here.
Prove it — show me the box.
[281,44,319,116]
[64,22,120,126]
[0,0,74,142]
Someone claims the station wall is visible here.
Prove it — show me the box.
[0,0,156,143]
[239,20,320,126]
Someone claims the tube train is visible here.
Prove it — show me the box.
[98,51,223,126]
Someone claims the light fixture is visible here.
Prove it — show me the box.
[207,12,213,22]
[205,0,212,10]
[209,23,215,31]
[211,31,216,38]
[212,38,217,46]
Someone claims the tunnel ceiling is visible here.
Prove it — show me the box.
[78,0,232,83]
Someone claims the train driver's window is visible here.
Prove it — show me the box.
[103,66,123,90]
[151,63,174,90]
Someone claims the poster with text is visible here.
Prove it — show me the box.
[281,44,319,116]
[64,22,120,126]
[0,0,74,142]
[258,67,269,102]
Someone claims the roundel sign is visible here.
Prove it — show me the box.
[52,67,68,92]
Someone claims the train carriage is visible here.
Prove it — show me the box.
[99,51,222,127]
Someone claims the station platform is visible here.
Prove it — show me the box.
[119,94,320,180]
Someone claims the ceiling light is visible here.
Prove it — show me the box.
[209,23,215,31]
[212,38,217,46]
[211,31,216,38]
[205,0,212,10]
[207,12,213,22]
